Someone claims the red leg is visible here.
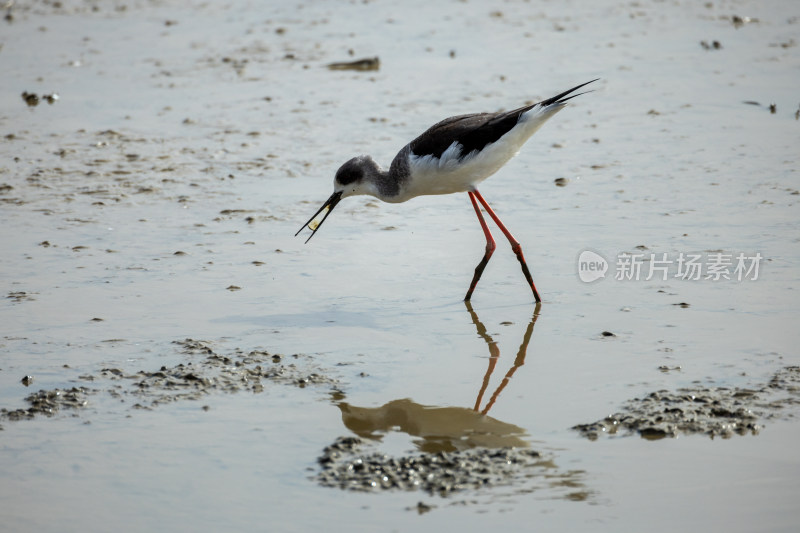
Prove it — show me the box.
[464,191,496,301]
[472,190,542,303]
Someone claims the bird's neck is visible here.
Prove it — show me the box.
[353,162,401,201]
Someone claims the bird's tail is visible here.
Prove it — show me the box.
[510,78,599,147]
[537,78,599,108]
[517,78,599,130]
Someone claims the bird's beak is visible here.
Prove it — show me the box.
[295,190,343,243]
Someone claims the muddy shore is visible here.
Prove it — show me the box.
[2,0,799,531]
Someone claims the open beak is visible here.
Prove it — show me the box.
[295,191,343,243]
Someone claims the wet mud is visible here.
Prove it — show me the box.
[316,436,589,502]
[574,366,800,440]
[1,387,93,424]
[0,339,338,428]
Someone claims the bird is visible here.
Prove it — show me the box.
[296,79,598,302]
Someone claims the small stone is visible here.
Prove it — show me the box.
[21,91,39,107]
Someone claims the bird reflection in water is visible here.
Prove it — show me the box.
[336,302,541,453]
[469,301,540,415]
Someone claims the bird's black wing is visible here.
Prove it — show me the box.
[408,110,522,159]
[408,79,599,160]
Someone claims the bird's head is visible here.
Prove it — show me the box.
[295,155,378,243]
[334,155,384,201]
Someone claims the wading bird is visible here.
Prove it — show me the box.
[297,79,598,302]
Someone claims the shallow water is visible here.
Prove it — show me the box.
[2,0,799,531]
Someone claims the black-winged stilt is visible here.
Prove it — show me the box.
[296,79,598,302]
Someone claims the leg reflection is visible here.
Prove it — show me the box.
[465,301,542,415]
